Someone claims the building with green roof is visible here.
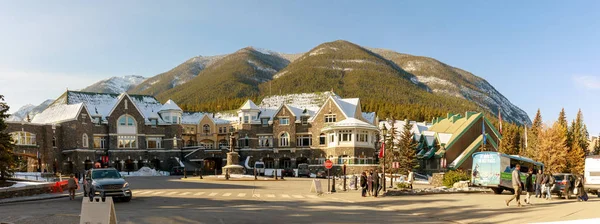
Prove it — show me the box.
[418,112,502,173]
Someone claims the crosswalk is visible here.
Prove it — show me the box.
[133,190,322,200]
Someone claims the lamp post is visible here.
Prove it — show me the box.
[381,124,388,193]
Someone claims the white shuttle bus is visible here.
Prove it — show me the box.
[584,156,600,196]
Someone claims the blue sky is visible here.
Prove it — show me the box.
[1,1,599,134]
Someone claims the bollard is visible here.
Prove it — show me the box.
[184,168,187,179]
[331,175,336,193]
[343,165,347,191]
[225,169,229,180]
[274,170,278,180]
[200,169,203,179]
[354,175,358,191]
[254,168,257,180]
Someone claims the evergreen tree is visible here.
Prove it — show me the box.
[594,135,600,155]
[567,109,587,174]
[398,121,418,174]
[525,109,543,159]
[380,119,398,172]
[537,122,568,174]
[0,95,16,182]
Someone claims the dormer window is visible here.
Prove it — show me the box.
[150,118,158,127]
[261,118,269,127]
[301,117,308,125]
[325,114,336,123]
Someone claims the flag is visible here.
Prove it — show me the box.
[378,142,385,159]
[498,110,502,135]
[482,119,487,145]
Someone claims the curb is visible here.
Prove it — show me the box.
[179,178,287,182]
[384,190,491,196]
[0,192,83,205]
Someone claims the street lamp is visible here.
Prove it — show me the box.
[380,123,388,193]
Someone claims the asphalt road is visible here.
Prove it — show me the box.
[1,176,599,224]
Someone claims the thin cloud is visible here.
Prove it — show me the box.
[573,75,600,90]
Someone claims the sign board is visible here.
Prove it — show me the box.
[310,179,323,195]
[392,162,400,169]
[324,159,333,169]
[80,197,117,224]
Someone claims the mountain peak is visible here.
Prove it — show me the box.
[82,75,147,94]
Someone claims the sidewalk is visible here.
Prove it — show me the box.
[0,191,83,205]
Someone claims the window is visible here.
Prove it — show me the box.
[118,136,137,148]
[164,116,171,123]
[203,124,210,134]
[258,136,273,147]
[93,137,107,149]
[117,115,137,134]
[172,116,177,124]
[329,133,335,143]
[358,131,368,142]
[219,140,228,149]
[279,117,289,125]
[10,131,36,145]
[82,134,89,148]
[229,126,234,132]
[173,137,178,147]
[261,118,269,127]
[301,117,308,125]
[296,135,312,147]
[339,130,352,142]
[218,127,223,133]
[147,137,162,149]
[251,116,257,121]
[325,114,336,123]
[279,132,290,147]
[244,116,249,123]
[150,119,158,127]
[319,133,326,145]
[52,137,56,147]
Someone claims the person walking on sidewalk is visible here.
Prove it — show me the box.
[408,171,415,189]
[67,174,78,200]
[360,172,367,197]
[524,169,534,204]
[535,169,543,198]
[366,172,373,196]
[373,170,380,197]
[505,164,523,207]
[546,173,555,200]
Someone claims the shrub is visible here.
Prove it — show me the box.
[443,170,470,188]
[396,182,411,189]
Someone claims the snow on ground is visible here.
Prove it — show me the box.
[415,76,456,87]
[273,70,288,79]
[0,181,50,189]
[119,167,170,177]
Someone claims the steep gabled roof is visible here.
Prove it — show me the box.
[107,92,145,119]
[31,103,88,124]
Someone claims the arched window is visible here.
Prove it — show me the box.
[9,131,36,145]
[203,124,210,134]
[82,134,89,148]
[319,133,326,145]
[279,132,290,147]
[117,115,137,134]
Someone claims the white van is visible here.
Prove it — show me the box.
[584,156,600,195]
[254,162,265,176]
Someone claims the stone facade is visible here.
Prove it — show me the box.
[5,91,380,175]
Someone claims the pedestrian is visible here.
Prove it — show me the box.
[540,171,548,198]
[67,174,78,200]
[535,169,542,198]
[524,169,534,204]
[505,164,523,207]
[575,174,586,202]
[546,173,555,200]
[367,172,373,196]
[408,171,414,190]
[360,172,367,197]
[373,170,380,197]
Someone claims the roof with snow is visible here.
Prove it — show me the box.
[240,100,260,110]
[321,118,378,132]
[49,91,168,124]
[182,112,205,124]
[160,99,182,112]
[31,103,86,124]
[379,119,431,143]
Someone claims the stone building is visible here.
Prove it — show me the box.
[6,91,379,175]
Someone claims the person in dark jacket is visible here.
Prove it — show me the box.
[575,174,586,201]
[360,172,367,197]
[67,174,78,200]
[373,171,380,197]
[535,170,543,198]
[524,169,534,204]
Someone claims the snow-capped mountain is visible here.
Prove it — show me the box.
[81,75,146,94]
[7,99,54,122]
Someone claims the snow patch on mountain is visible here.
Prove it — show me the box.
[82,75,146,94]
[309,47,339,56]
[7,99,54,122]
[259,92,334,110]
[273,71,288,79]
[415,76,456,87]
[247,60,277,74]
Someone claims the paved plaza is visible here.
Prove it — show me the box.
[1,176,599,223]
